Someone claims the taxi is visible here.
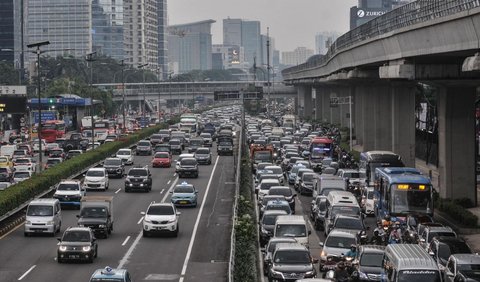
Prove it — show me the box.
[89,266,132,282]
[170,181,198,207]
[0,155,13,168]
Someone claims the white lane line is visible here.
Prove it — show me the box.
[115,188,121,194]
[173,173,177,177]
[160,188,165,194]
[161,177,179,203]
[117,231,142,269]
[137,216,144,225]
[167,180,171,185]
[121,236,131,246]
[18,265,36,280]
[179,156,220,282]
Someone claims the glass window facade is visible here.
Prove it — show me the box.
[0,1,14,63]
[92,0,125,60]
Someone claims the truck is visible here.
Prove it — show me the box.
[63,133,89,152]
[250,144,274,173]
[77,196,114,239]
[217,135,233,156]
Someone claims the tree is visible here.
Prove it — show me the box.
[0,62,20,85]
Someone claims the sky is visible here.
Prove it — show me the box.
[168,0,358,52]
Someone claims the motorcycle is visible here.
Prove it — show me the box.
[325,256,356,281]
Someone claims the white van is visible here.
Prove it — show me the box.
[0,144,17,158]
[313,175,347,198]
[324,191,361,234]
[274,215,311,247]
[24,198,62,236]
[361,187,376,215]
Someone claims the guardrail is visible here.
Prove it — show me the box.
[282,0,480,76]
[228,117,243,282]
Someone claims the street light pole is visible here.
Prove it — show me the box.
[157,66,162,121]
[169,73,172,114]
[85,51,96,148]
[266,27,271,118]
[138,63,148,125]
[27,40,50,172]
[121,59,126,134]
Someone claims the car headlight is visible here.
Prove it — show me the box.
[98,224,106,228]
[26,220,31,225]
[144,219,152,224]
[82,246,91,252]
[270,269,283,278]
[321,250,327,258]
[47,220,54,225]
[167,218,176,223]
[358,271,368,280]
[78,224,85,227]
[59,246,67,252]
[305,270,315,276]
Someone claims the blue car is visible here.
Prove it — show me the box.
[171,182,198,207]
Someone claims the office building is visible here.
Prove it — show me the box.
[0,0,15,64]
[223,18,242,46]
[315,31,340,55]
[223,18,262,68]
[212,44,245,70]
[281,47,314,66]
[91,0,125,61]
[350,0,414,29]
[167,20,215,73]
[157,0,168,79]
[124,0,158,70]
[24,0,92,66]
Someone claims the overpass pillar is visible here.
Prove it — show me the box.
[354,86,364,146]
[302,86,313,119]
[391,83,416,167]
[373,85,393,151]
[329,88,341,126]
[356,85,376,151]
[437,86,476,202]
[321,88,331,123]
[314,86,326,121]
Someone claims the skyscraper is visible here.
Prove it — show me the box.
[168,20,215,73]
[223,18,242,46]
[92,0,125,61]
[157,0,168,79]
[223,18,262,68]
[0,0,15,64]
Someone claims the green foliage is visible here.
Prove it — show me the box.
[0,62,20,85]
[438,198,478,228]
[0,124,165,218]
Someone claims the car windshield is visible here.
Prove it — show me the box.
[15,159,29,164]
[263,214,282,225]
[155,153,169,158]
[57,183,79,191]
[325,235,356,248]
[344,172,362,178]
[266,167,282,174]
[219,141,232,146]
[170,140,180,145]
[86,170,105,177]
[303,174,314,182]
[47,159,61,165]
[0,157,7,162]
[129,169,148,176]
[275,224,307,237]
[138,141,150,146]
[80,207,107,218]
[331,206,360,218]
[190,139,203,146]
[321,188,343,196]
[14,172,29,178]
[398,270,441,282]
[181,159,197,166]
[427,232,456,243]
[151,134,162,139]
[335,218,364,230]
[62,231,91,242]
[260,182,278,190]
[104,159,122,166]
[117,150,130,156]
[27,205,53,216]
[174,186,195,193]
[274,250,310,264]
[457,264,480,271]
[147,205,174,215]
[13,151,25,156]
[360,253,384,267]
[269,188,292,197]
[50,150,62,154]
[266,204,291,214]
[196,149,209,154]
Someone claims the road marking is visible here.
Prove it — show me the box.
[18,265,36,280]
[167,180,171,185]
[161,177,178,203]
[179,156,220,282]
[137,216,144,225]
[173,173,176,177]
[121,236,131,246]
[160,188,165,194]
[117,231,142,269]
[115,188,121,194]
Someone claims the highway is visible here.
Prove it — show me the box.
[0,143,235,282]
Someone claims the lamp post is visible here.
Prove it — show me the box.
[27,40,50,172]
[120,59,126,134]
[138,63,148,126]
[169,73,173,114]
[85,51,96,148]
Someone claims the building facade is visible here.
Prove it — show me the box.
[315,31,340,55]
[157,0,168,79]
[223,18,262,68]
[211,44,245,70]
[223,18,242,46]
[91,0,125,61]
[167,20,214,73]
[0,0,15,64]
[281,47,314,66]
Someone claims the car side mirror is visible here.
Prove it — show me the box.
[319,242,324,247]
[428,251,434,256]
[176,212,181,216]
[76,214,80,218]
[308,230,311,235]
[57,237,62,242]
[140,212,146,215]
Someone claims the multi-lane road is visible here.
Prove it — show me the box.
[0,145,235,282]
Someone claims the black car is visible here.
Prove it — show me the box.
[259,210,288,246]
[194,147,212,165]
[177,158,198,178]
[354,245,385,281]
[329,215,368,243]
[57,227,98,263]
[428,236,473,268]
[136,140,152,155]
[103,157,125,178]
[267,243,317,282]
[124,166,152,192]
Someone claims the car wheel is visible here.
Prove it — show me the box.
[24,232,29,237]
[143,230,149,237]
[57,257,63,263]
[173,225,179,237]
[94,246,98,258]
[125,188,130,193]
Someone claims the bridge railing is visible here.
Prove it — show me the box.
[283,0,480,76]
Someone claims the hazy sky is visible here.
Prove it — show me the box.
[169,0,358,52]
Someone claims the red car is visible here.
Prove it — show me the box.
[152,152,171,168]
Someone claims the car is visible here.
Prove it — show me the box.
[255,178,281,201]
[264,199,292,216]
[169,138,183,155]
[116,148,134,165]
[294,168,314,191]
[266,243,317,282]
[32,138,47,153]
[259,210,289,246]
[89,266,132,282]
[12,149,28,160]
[199,133,213,147]
[287,164,307,185]
[86,142,101,151]
[267,186,297,213]
[103,157,125,178]
[354,245,386,281]
[44,157,63,170]
[299,172,316,195]
[154,144,171,154]
[310,195,328,230]
[428,236,473,271]
[404,213,435,241]
[445,254,480,282]
[177,158,199,178]
[328,215,368,242]
[66,149,83,160]
[264,165,284,185]
[188,137,204,153]
[44,143,60,156]
[136,140,152,155]
[170,181,198,207]
[49,148,65,159]
[12,170,32,183]
[258,195,287,218]
[13,157,36,173]
[152,152,172,168]
[0,181,11,190]
[319,229,359,272]
[0,155,13,168]
[150,134,163,145]
[0,166,13,182]
[194,147,212,165]
[175,153,195,172]
[83,167,109,191]
[262,237,298,275]
[53,180,85,208]
[57,226,98,263]
[141,202,180,237]
[420,226,457,251]
[17,144,33,156]
[124,166,152,192]
[255,169,274,184]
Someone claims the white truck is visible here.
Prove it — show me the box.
[312,175,347,198]
[77,196,114,238]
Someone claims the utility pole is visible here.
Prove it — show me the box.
[85,51,96,148]
[266,27,271,118]
[121,59,126,134]
[138,63,148,126]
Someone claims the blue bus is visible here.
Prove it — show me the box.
[374,167,433,220]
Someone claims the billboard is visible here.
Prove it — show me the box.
[0,96,27,113]
[230,46,240,64]
[350,6,390,29]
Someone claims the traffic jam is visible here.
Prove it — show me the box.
[0,107,240,281]
[246,111,477,282]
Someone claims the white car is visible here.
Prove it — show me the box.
[0,182,11,190]
[141,202,180,237]
[32,139,47,152]
[12,171,32,183]
[175,153,194,172]
[83,167,109,191]
[116,148,134,165]
[53,180,85,209]
[13,158,36,173]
